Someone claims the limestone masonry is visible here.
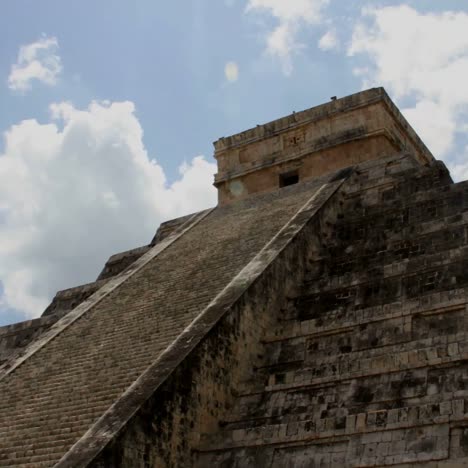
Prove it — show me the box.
[1,88,468,467]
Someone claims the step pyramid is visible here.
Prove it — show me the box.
[1,88,467,467]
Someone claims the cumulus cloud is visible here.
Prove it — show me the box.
[246,0,329,75]
[348,6,468,158]
[224,61,239,82]
[450,157,468,181]
[0,101,217,319]
[8,36,62,92]
[318,29,339,51]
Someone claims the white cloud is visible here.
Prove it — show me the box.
[348,6,468,158]
[246,0,329,75]
[0,100,217,319]
[8,36,62,92]
[450,161,468,182]
[224,61,239,82]
[401,100,457,158]
[318,29,339,51]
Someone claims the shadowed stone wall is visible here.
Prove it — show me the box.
[196,155,468,467]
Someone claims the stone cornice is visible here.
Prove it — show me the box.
[213,88,434,166]
[214,127,401,186]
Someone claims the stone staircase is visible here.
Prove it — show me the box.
[195,158,468,467]
[0,213,200,371]
[0,175,334,467]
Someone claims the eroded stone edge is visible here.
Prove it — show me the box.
[0,208,214,382]
[55,176,349,468]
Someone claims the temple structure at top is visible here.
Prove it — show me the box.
[214,88,433,204]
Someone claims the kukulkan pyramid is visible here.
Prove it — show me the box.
[2,88,468,467]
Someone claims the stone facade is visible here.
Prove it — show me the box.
[1,89,468,467]
[214,88,433,205]
[197,155,468,467]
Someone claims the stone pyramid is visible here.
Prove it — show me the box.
[1,88,468,467]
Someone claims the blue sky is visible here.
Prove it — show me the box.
[2,0,468,325]
[1,0,358,178]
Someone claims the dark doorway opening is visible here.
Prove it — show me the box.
[279,171,299,188]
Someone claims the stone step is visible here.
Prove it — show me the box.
[1,453,61,467]
[0,424,88,454]
[225,361,468,426]
[294,256,468,322]
[197,410,452,465]
[0,385,114,413]
[340,152,433,189]
[262,318,411,368]
[264,307,468,371]
[319,198,468,279]
[2,420,90,453]
[0,401,108,435]
[213,398,465,446]
[320,221,468,278]
[96,244,151,281]
[0,313,64,366]
[325,211,468,265]
[304,243,468,296]
[266,334,468,392]
[196,441,462,468]
[238,330,468,398]
[343,161,451,208]
[2,461,52,468]
[0,361,143,408]
[41,278,109,317]
[341,179,460,223]
[329,182,468,250]
[2,375,142,418]
[269,289,467,344]
[195,444,450,468]
[0,435,76,466]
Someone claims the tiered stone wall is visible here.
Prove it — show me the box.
[197,155,468,467]
[0,313,63,366]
